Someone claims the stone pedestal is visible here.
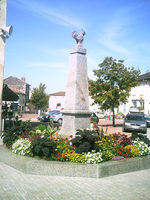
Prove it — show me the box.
[146,128,150,140]
[60,45,91,137]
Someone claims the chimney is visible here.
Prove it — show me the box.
[21,77,26,82]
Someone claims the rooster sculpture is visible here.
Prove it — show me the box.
[72,30,86,46]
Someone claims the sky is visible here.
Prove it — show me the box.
[4,0,150,94]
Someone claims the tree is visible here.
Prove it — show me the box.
[31,83,49,114]
[89,57,140,126]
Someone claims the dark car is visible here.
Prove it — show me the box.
[38,110,60,122]
[123,113,150,134]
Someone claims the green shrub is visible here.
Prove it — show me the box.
[96,135,115,160]
[31,125,56,136]
[30,136,57,158]
[101,150,114,161]
[2,119,32,148]
[71,129,99,153]
[32,124,46,132]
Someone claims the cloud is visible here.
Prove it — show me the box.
[97,6,134,55]
[26,61,66,69]
[46,48,69,56]
[11,0,83,28]
[87,55,99,69]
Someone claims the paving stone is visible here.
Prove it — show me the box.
[0,161,150,200]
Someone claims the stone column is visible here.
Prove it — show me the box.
[0,0,7,134]
[60,42,91,137]
[146,128,150,140]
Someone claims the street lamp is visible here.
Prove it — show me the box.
[0,25,13,40]
[0,25,13,134]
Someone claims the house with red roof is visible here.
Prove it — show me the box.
[3,76,30,113]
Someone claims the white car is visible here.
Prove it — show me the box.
[50,113,63,125]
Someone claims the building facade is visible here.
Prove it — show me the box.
[49,91,65,111]
[119,72,150,115]
[4,76,30,112]
[48,72,150,116]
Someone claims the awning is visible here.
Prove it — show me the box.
[11,103,19,107]
[2,84,19,101]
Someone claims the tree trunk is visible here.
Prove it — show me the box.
[112,107,115,127]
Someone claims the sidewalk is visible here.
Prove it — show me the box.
[0,144,150,200]
[0,159,150,200]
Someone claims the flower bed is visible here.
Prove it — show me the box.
[1,120,150,164]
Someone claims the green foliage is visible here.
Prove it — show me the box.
[32,124,46,132]
[116,112,125,119]
[2,119,32,148]
[32,125,56,136]
[30,83,49,110]
[30,136,57,158]
[96,136,115,161]
[89,57,140,126]
[96,134,134,160]
[71,129,99,153]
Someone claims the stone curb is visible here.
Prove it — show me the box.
[0,145,150,178]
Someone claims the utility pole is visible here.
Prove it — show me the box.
[0,0,12,134]
[0,0,7,135]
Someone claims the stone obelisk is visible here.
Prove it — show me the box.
[60,30,91,137]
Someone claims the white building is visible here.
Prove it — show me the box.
[49,91,65,111]
[119,72,150,115]
[48,72,150,115]
[48,91,98,112]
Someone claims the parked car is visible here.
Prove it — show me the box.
[144,114,150,123]
[123,112,150,134]
[50,112,63,125]
[37,110,60,122]
[129,107,139,113]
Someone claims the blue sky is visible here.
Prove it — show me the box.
[4,0,150,93]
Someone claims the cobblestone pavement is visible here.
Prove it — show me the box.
[0,161,150,200]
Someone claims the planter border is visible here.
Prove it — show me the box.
[0,145,150,178]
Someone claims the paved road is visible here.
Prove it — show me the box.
[0,160,150,200]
